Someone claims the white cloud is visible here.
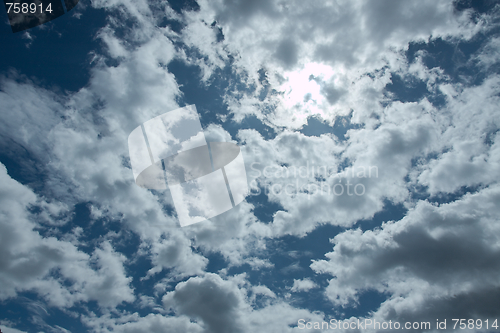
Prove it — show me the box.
[163,273,245,333]
[311,183,500,322]
[146,231,208,278]
[0,325,28,333]
[1,0,500,331]
[476,36,500,69]
[291,278,318,293]
[179,0,482,128]
[81,312,204,333]
[416,76,500,195]
[162,273,326,333]
[251,285,276,300]
[0,163,134,309]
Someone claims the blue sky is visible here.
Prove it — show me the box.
[1,0,500,332]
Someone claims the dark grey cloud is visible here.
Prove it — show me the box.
[321,84,346,105]
[164,274,243,333]
[275,39,299,69]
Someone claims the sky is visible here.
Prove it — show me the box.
[0,0,500,332]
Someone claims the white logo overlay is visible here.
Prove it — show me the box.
[128,105,248,227]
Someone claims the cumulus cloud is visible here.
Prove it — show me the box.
[163,273,326,333]
[311,184,500,325]
[416,76,500,195]
[291,278,318,293]
[179,0,483,128]
[146,231,208,278]
[81,313,204,333]
[0,163,134,308]
[1,0,500,331]
[163,273,245,333]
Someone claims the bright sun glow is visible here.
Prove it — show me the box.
[280,63,337,119]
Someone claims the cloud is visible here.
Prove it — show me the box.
[2,0,500,331]
[476,36,500,70]
[178,0,483,128]
[81,313,204,333]
[81,274,324,333]
[147,231,208,278]
[0,163,134,309]
[163,273,245,333]
[291,278,318,293]
[0,325,28,333]
[163,273,326,333]
[416,76,500,195]
[311,183,500,323]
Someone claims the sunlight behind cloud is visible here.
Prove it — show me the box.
[280,62,338,121]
